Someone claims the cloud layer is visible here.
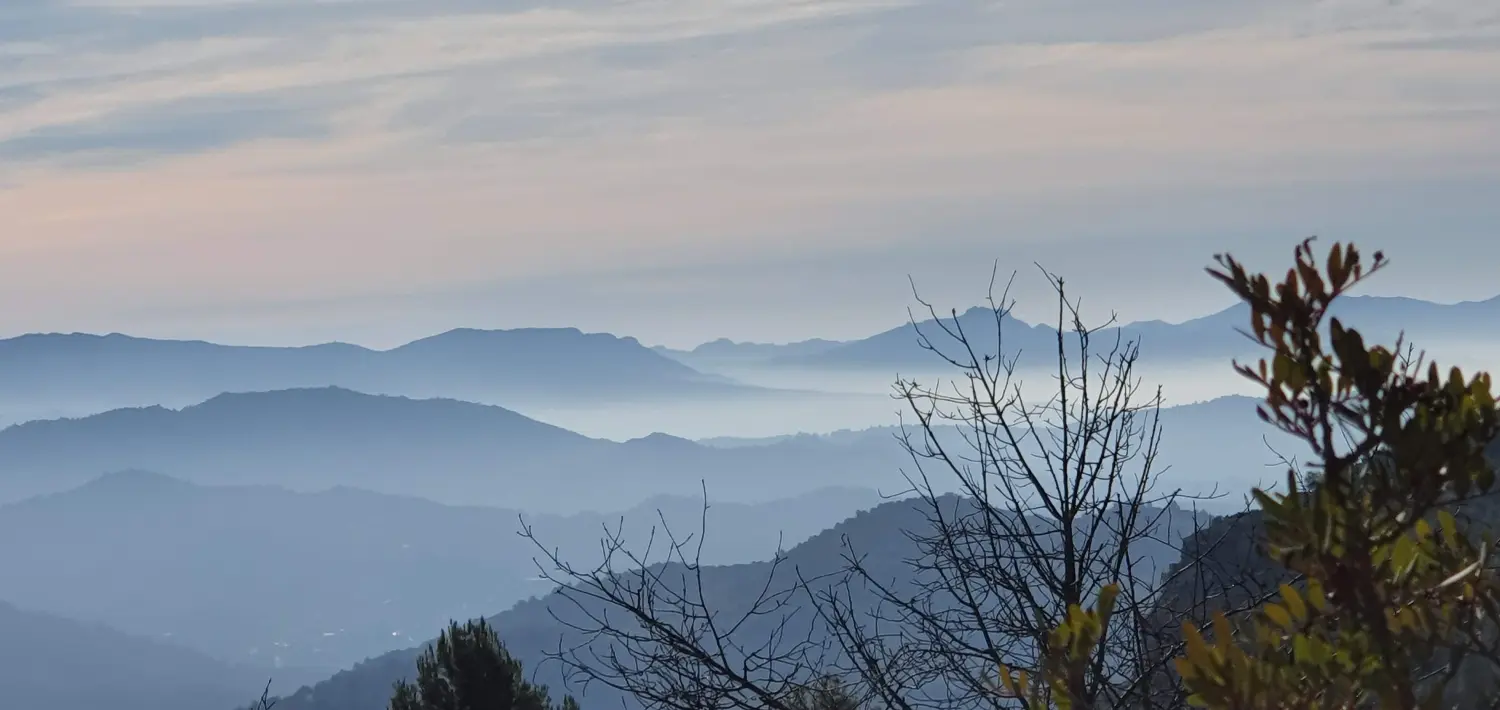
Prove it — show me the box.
[2,0,1498,346]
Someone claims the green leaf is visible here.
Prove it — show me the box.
[1096,583,1119,621]
[1183,622,1214,668]
[1280,584,1307,622]
[1439,510,1460,548]
[1415,518,1432,541]
[1304,578,1327,611]
[1264,604,1294,631]
[1390,534,1418,573]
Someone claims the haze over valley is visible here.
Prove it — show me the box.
[3,0,1499,708]
[3,290,1498,708]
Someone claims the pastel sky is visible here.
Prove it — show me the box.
[1,0,1498,348]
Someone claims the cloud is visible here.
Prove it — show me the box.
[1,0,1499,344]
[1365,35,1500,51]
[7,0,1496,170]
[0,91,329,164]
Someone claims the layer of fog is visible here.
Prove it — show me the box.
[526,338,1500,441]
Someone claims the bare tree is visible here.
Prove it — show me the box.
[795,267,1259,710]
[246,679,278,710]
[524,266,1270,710]
[522,498,842,710]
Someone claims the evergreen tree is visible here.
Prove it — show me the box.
[388,619,577,710]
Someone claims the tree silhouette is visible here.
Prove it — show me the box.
[1003,239,1500,709]
[523,267,1249,710]
[388,619,578,710]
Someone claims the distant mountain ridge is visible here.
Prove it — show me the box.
[0,386,906,510]
[657,294,1500,370]
[0,326,758,425]
[5,293,1490,421]
[0,389,1297,513]
[0,471,882,671]
[653,337,847,369]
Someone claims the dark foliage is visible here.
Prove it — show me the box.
[387,619,578,710]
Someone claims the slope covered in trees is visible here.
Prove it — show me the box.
[267,493,1204,710]
[0,470,879,670]
[0,600,315,710]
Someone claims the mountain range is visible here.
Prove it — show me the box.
[0,386,905,510]
[660,294,1500,371]
[0,327,766,427]
[653,337,846,367]
[0,385,1300,512]
[3,293,1492,431]
[0,471,884,672]
[1,290,1479,709]
[0,386,1292,688]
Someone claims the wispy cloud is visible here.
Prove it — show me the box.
[1,0,1498,344]
[0,91,330,165]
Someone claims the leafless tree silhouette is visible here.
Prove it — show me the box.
[522,266,1274,710]
[246,679,278,710]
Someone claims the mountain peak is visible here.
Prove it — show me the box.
[405,326,614,348]
[625,432,699,448]
[392,327,665,362]
[439,326,582,337]
[198,385,374,402]
[74,469,194,496]
[186,386,404,414]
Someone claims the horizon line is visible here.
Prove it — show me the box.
[1,290,1494,352]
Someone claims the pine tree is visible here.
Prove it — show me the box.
[387,619,578,710]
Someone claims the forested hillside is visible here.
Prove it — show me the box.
[268,495,1205,710]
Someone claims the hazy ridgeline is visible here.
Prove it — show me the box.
[1,286,1498,710]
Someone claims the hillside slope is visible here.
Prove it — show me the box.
[0,387,905,509]
[269,496,1201,710]
[0,600,316,710]
[0,471,882,670]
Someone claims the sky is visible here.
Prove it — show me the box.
[1,0,1498,349]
